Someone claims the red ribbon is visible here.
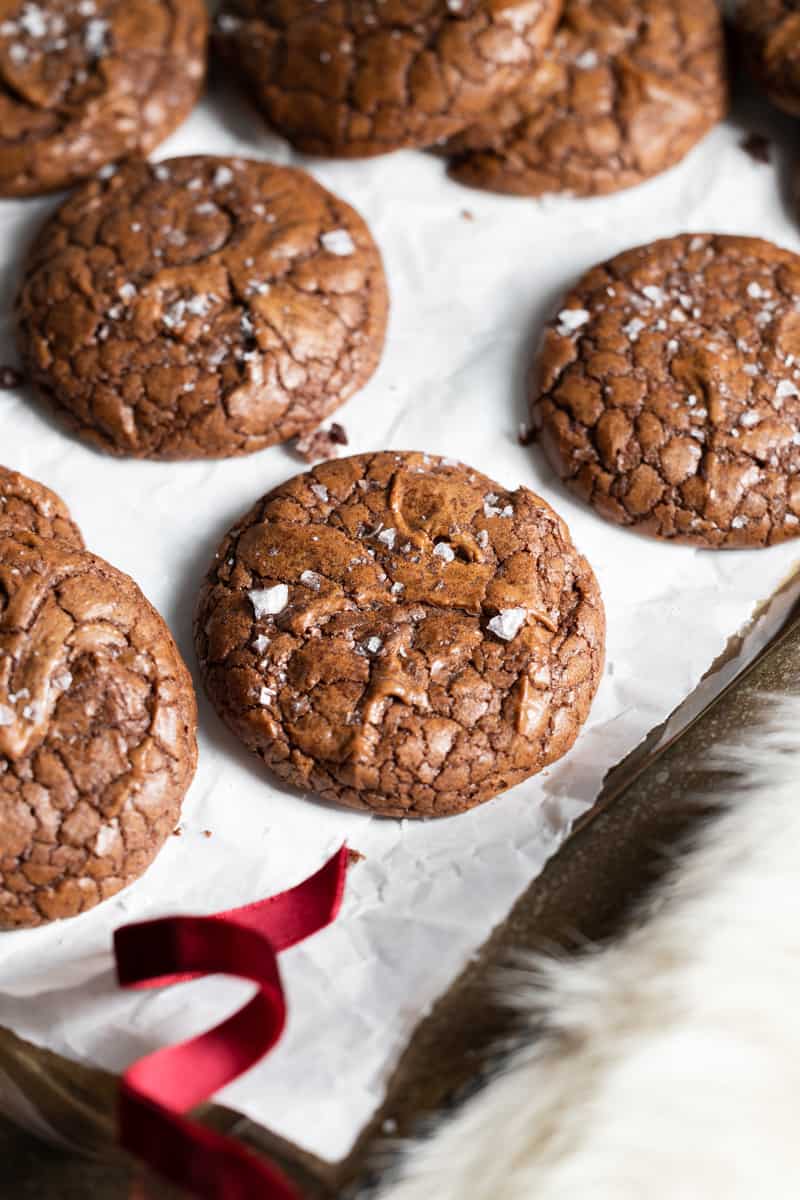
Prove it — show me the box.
[113,847,350,1200]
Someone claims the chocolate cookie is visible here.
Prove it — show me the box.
[0,0,208,198]
[212,0,563,158]
[0,465,83,547]
[16,156,389,460]
[195,451,604,818]
[445,0,728,197]
[738,0,800,116]
[0,530,197,928]
[531,234,800,547]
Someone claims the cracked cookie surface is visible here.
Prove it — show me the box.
[0,0,207,197]
[738,0,800,117]
[16,155,389,460]
[0,531,197,928]
[213,0,563,158]
[531,234,800,547]
[195,451,604,818]
[0,466,83,547]
[445,0,727,197]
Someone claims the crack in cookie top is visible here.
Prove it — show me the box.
[213,0,563,157]
[195,451,604,818]
[531,234,800,547]
[445,0,727,197]
[16,156,389,460]
[0,531,197,928]
[738,0,800,117]
[0,0,207,196]
[0,466,84,547]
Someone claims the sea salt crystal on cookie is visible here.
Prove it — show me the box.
[19,6,47,38]
[311,482,329,502]
[84,18,108,56]
[556,309,590,336]
[377,527,397,549]
[300,570,322,591]
[249,584,289,618]
[488,608,527,641]
[321,229,355,256]
[94,822,119,855]
[433,542,455,562]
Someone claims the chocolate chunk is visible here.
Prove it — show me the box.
[531,233,800,547]
[194,451,604,818]
[16,156,388,460]
[446,0,728,197]
[0,531,197,928]
[0,0,207,197]
[212,0,562,157]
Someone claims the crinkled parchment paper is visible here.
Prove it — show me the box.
[0,69,798,1162]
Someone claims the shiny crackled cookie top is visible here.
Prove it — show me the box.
[0,531,197,928]
[17,155,389,460]
[195,451,604,818]
[738,0,800,118]
[531,234,800,547]
[0,0,207,196]
[0,465,83,547]
[445,0,728,197]
[213,0,563,157]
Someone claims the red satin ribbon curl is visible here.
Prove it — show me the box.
[113,847,350,1200]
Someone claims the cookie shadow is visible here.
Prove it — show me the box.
[723,27,799,230]
[206,60,294,164]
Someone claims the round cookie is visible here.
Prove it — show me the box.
[738,0,800,117]
[530,234,800,548]
[445,0,728,197]
[195,451,604,818]
[16,156,389,460]
[0,530,197,928]
[0,0,208,198]
[0,465,83,547]
[212,0,563,158]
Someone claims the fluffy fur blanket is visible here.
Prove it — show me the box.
[378,699,800,1200]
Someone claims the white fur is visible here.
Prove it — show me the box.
[378,698,800,1200]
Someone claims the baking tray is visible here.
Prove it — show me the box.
[2,560,799,1197]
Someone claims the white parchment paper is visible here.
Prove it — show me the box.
[0,69,799,1163]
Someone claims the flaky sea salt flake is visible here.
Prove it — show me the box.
[488,608,527,642]
[321,229,355,256]
[556,308,590,336]
[249,584,289,618]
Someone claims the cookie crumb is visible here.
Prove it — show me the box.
[347,848,365,865]
[294,422,349,463]
[202,829,212,838]
[518,421,536,446]
[460,209,474,221]
[740,132,771,164]
[0,366,23,389]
